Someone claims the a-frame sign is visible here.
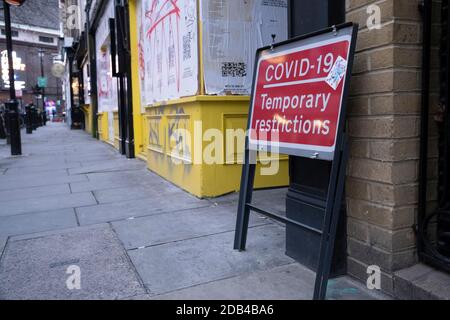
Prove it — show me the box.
[234,23,358,300]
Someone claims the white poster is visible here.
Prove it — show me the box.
[201,0,288,95]
[82,62,91,105]
[95,0,118,113]
[136,0,199,109]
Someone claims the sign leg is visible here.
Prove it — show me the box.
[313,137,349,300]
[234,149,256,251]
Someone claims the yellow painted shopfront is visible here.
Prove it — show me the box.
[128,0,289,198]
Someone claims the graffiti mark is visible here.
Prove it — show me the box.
[146,0,181,37]
[167,107,191,164]
[138,24,145,81]
[148,106,191,168]
[149,119,160,148]
[167,107,186,138]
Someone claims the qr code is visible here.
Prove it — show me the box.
[221,62,247,77]
[183,33,191,60]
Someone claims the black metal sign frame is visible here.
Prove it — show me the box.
[233,23,358,300]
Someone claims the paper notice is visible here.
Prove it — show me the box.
[326,56,348,90]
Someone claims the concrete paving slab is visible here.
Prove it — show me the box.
[0,209,78,238]
[70,171,159,193]
[70,180,139,193]
[407,266,450,300]
[65,148,116,155]
[62,143,115,153]
[148,264,314,300]
[0,156,69,168]
[0,173,87,191]
[0,192,97,217]
[0,224,145,300]
[394,263,433,299]
[65,151,116,159]
[128,224,293,296]
[144,264,387,300]
[112,204,270,249]
[76,194,209,225]
[213,188,287,215]
[64,154,120,163]
[93,183,185,204]
[85,170,158,183]
[69,159,146,175]
[0,169,69,186]
[3,162,82,174]
[0,184,71,202]
[0,237,6,257]
[326,277,390,300]
[9,223,110,242]
[0,152,66,161]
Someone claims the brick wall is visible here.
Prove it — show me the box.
[345,0,440,295]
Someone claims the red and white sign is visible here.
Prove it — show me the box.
[248,33,353,160]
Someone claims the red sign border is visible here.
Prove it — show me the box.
[247,26,356,161]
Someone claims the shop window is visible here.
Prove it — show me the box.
[1,29,19,37]
[38,36,54,44]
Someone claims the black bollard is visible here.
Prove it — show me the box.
[31,106,38,130]
[5,108,10,144]
[0,109,7,139]
[25,104,32,134]
[37,110,42,127]
[6,100,21,156]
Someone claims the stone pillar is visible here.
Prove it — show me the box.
[344,0,440,295]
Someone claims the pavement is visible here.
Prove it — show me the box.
[0,123,388,300]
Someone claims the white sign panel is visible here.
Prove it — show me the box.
[248,27,355,160]
[136,0,199,109]
[1,50,26,90]
[95,0,118,113]
[201,0,288,95]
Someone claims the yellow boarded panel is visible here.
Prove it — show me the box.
[223,114,247,165]
[113,111,120,150]
[145,97,288,198]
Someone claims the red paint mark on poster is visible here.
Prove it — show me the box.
[144,0,181,91]
[146,0,180,37]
